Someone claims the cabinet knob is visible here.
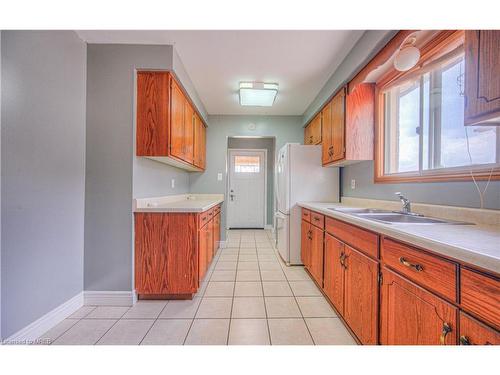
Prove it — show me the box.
[459,335,471,345]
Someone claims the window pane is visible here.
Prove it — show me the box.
[234,155,260,173]
[439,59,497,168]
[384,80,420,174]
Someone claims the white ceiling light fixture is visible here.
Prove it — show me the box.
[239,82,279,107]
[394,36,421,72]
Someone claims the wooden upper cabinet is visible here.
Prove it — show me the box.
[343,245,378,345]
[321,84,375,167]
[183,101,194,164]
[331,88,346,162]
[304,112,322,145]
[136,72,170,156]
[464,30,500,125]
[321,100,333,164]
[170,79,186,161]
[193,113,206,169]
[380,268,458,345]
[136,71,206,171]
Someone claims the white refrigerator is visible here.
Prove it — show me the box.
[274,143,339,265]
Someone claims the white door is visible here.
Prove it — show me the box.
[227,149,266,228]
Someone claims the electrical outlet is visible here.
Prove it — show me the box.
[351,179,356,190]
[171,179,175,189]
[217,173,223,181]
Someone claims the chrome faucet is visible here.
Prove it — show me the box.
[395,192,411,214]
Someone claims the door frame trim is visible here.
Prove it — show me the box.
[226,148,268,229]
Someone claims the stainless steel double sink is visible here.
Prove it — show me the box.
[327,207,473,225]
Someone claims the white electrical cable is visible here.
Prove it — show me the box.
[464,127,494,209]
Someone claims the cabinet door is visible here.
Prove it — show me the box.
[135,213,198,295]
[207,219,214,265]
[310,113,322,144]
[309,224,324,286]
[331,88,346,161]
[193,113,202,168]
[465,30,500,125]
[304,123,312,144]
[170,79,185,160]
[301,220,311,269]
[136,72,169,156]
[380,268,458,345]
[321,100,333,164]
[200,122,206,169]
[198,225,208,283]
[323,233,345,314]
[459,312,500,345]
[183,101,194,163]
[343,245,378,344]
[213,213,220,253]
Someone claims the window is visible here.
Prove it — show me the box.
[376,32,500,182]
[234,155,260,173]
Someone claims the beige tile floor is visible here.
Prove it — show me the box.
[39,229,356,345]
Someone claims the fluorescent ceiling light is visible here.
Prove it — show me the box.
[239,82,278,107]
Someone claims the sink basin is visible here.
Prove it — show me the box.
[356,213,471,225]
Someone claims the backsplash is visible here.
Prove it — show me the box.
[341,161,500,211]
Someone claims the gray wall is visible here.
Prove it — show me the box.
[228,137,275,226]
[1,31,86,338]
[303,30,396,125]
[190,115,304,239]
[85,44,195,292]
[341,161,500,210]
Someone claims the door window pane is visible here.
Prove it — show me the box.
[234,155,260,173]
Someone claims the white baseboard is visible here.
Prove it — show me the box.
[3,292,83,344]
[83,291,135,306]
[218,240,226,248]
[265,224,274,232]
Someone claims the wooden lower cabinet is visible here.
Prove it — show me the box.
[135,212,198,296]
[343,245,378,345]
[309,225,324,286]
[324,233,345,314]
[459,312,500,345]
[135,205,221,299]
[380,268,458,345]
[301,219,311,269]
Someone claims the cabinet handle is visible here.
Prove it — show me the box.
[307,230,312,240]
[459,336,471,345]
[439,323,452,345]
[339,252,346,267]
[399,257,423,272]
[313,217,320,222]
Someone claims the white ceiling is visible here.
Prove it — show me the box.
[77,30,364,116]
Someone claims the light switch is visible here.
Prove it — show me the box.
[217,173,223,181]
[171,179,175,189]
[351,179,356,190]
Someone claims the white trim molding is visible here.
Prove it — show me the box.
[83,291,135,306]
[218,240,227,248]
[3,292,83,345]
[264,224,274,231]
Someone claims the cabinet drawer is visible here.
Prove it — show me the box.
[325,217,378,259]
[198,210,210,227]
[302,209,311,222]
[310,211,324,229]
[207,207,215,220]
[381,238,457,302]
[461,268,500,330]
[459,312,500,345]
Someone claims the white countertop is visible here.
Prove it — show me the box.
[134,194,224,213]
[298,201,500,275]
